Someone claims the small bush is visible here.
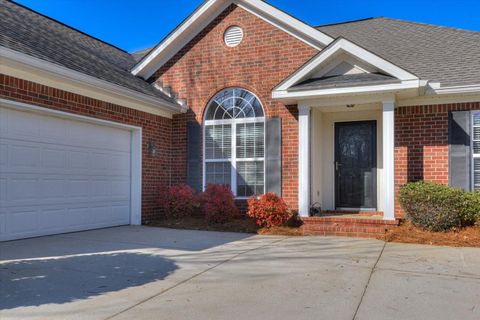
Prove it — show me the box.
[247,193,291,228]
[203,184,238,224]
[158,184,200,219]
[398,181,480,232]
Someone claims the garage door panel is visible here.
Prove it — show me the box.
[42,148,67,168]
[0,143,7,165]
[5,209,39,235]
[9,178,39,201]
[10,144,41,168]
[41,179,67,199]
[0,106,133,241]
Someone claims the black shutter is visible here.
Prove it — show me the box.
[448,111,471,191]
[187,121,202,192]
[265,118,282,196]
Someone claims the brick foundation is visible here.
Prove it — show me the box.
[302,215,400,238]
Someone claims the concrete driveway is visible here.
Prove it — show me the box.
[1,227,479,320]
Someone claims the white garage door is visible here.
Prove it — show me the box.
[0,106,132,241]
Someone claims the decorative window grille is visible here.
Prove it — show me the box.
[204,88,265,197]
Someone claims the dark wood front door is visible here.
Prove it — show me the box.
[335,121,377,209]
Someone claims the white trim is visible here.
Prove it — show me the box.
[204,117,265,126]
[235,0,332,48]
[397,92,480,107]
[1,46,187,117]
[131,0,333,79]
[0,98,143,226]
[382,100,395,221]
[273,80,421,100]
[429,83,480,95]
[298,104,311,217]
[471,111,479,191]
[274,38,419,94]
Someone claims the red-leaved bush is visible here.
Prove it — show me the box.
[247,193,291,228]
[202,184,238,224]
[158,184,200,219]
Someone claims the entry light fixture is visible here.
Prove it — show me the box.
[148,141,158,157]
[347,104,355,108]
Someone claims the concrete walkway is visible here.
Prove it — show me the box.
[1,226,479,320]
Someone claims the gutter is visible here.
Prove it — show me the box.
[0,46,188,115]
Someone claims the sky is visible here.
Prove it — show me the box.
[14,0,480,53]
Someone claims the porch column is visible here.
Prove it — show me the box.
[298,104,311,217]
[382,100,395,220]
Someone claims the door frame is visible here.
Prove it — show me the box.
[334,120,377,210]
[0,98,143,229]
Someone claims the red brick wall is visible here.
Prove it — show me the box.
[0,74,172,223]
[394,102,480,216]
[151,4,318,208]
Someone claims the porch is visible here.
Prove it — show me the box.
[298,100,396,221]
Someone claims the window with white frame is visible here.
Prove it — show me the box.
[204,88,265,197]
[472,112,480,190]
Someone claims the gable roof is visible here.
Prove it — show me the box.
[0,0,179,106]
[131,0,334,79]
[317,17,480,87]
[290,73,400,91]
[273,37,419,97]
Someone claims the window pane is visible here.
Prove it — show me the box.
[474,127,480,141]
[205,125,231,159]
[205,88,263,120]
[474,141,480,154]
[236,161,264,197]
[236,122,264,158]
[206,162,231,187]
[474,113,480,126]
[474,158,480,191]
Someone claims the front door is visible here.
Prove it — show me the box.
[335,121,377,209]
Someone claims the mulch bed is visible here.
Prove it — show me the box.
[149,216,480,247]
[380,221,480,248]
[148,216,303,236]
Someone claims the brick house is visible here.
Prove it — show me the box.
[1,0,480,240]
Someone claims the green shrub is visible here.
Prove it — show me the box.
[398,181,480,231]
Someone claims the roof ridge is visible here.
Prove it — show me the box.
[316,16,480,35]
[7,0,129,54]
[314,17,378,28]
[376,17,480,35]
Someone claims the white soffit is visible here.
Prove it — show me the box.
[131,0,334,79]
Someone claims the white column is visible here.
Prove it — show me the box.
[298,105,311,217]
[382,100,395,220]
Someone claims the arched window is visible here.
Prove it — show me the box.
[204,88,265,197]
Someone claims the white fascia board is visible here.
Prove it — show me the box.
[272,80,421,100]
[274,38,419,92]
[131,0,229,79]
[1,46,186,117]
[131,0,333,79]
[236,0,332,49]
[430,84,480,95]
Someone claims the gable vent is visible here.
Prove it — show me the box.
[224,26,244,47]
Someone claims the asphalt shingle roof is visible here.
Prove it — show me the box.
[0,0,177,104]
[290,73,399,91]
[317,17,480,87]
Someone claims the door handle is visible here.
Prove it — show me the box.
[335,162,342,171]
